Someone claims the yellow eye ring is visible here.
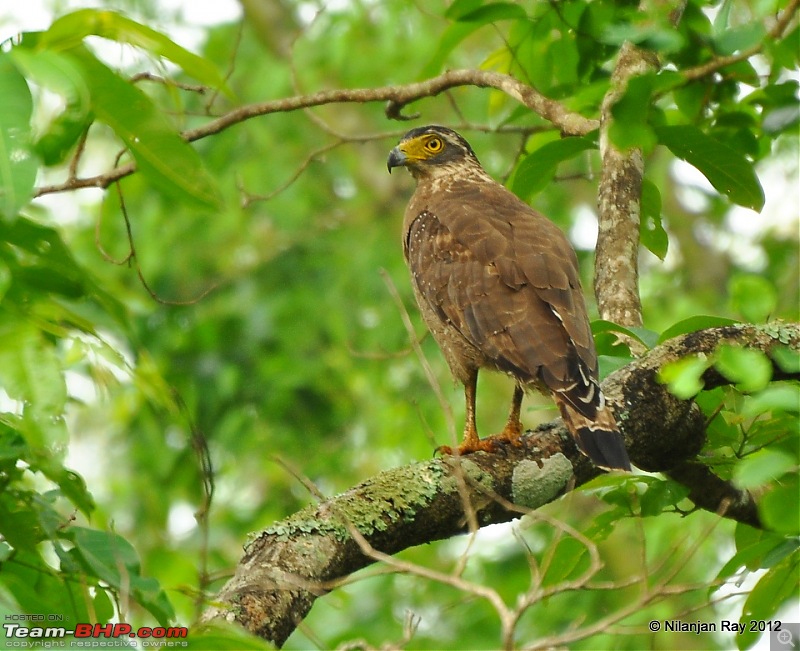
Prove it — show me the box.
[425,137,444,153]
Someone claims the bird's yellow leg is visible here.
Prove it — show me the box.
[497,385,524,446]
[460,371,482,449]
[436,370,496,455]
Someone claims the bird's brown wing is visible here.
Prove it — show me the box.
[405,179,601,421]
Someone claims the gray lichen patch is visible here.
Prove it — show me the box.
[511,454,573,509]
[440,457,495,495]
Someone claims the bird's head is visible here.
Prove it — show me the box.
[387,125,480,180]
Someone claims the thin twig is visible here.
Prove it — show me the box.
[67,128,89,181]
[345,340,418,361]
[380,269,457,443]
[112,178,222,305]
[338,512,517,641]
[169,390,215,623]
[239,140,340,206]
[130,71,209,94]
[271,455,329,503]
[205,19,243,113]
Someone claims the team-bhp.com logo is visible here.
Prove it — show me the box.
[4,622,188,641]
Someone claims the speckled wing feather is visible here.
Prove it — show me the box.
[404,177,601,421]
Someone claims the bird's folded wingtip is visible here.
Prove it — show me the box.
[573,426,632,471]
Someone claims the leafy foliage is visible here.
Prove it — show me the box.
[0,1,797,649]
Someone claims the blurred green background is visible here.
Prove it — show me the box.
[0,1,797,649]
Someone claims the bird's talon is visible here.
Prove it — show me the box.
[434,437,503,456]
[499,427,524,448]
[434,444,453,457]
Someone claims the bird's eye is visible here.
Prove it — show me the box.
[425,137,444,153]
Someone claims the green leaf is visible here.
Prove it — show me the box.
[511,136,597,199]
[597,354,633,379]
[738,551,799,649]
[712,0,734,33]
[0,425,27,464]
[0,54,37,219]
[658,355,712,399]
[655,125,765,211]
[422,22,485,76]
[639,478,690,516]
[674,82,708,121]
[0,550,92,621]
[0,259,11,304]
[542,536,589,586]
[601,21,685,53]
[64,525,139,578]
[733,449,796,489]
[640,179,668,259]
[735,521,769,555]
[696,389,741,448]
[714,345,773,393]
[579,473,640,492]
[728,274,778,323]
[425,2,529,76]
[770,346,800,374]
[763,104,800,136]
[38,8,231,94]
[0,323,67,444]
[658,315,740,344]
[715,526,796,587]
[451,3,529,23]
[0,216,128,325]
[63,527,175,624]
[444,0,484,19]
[65,46,222,209]
[186,624,275,650]
[0,500,42,549]
[742,384,800,418]
[92,587,115,623]
[760,477,800,534]
[36,458,95,517]
[765,27,800,78]
[127,574,176,626]
[715,22,765,56]
[9,48,93,166]
[591,320,659,349]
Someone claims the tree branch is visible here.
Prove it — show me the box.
[595,42,657,329]
[201,323,799,646]
[34,70,595,198]
[681,0,799,82]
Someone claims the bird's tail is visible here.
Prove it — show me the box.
[555,395,631,471]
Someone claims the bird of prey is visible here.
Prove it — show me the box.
[387,125,631,471]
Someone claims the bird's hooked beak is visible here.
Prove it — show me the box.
[387,146,407,173]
